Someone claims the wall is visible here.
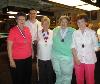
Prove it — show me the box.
[54,8,100,30]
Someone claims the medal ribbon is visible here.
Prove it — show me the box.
[17,26,26,39]
[60,28,67,39]
[42,29,49,43]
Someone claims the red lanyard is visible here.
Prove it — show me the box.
[17,26,26,39]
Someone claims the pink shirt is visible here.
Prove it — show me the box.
[8,26,32,59]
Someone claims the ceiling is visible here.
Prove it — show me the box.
[0,0,100,12]
[0,0,53,12]
[81,0,100,7]
[0,0,55,20]
[0,0,100,20]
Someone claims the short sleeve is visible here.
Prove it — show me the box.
[92,31,98,51]
[71,31,76,48]
[7,29,15,42]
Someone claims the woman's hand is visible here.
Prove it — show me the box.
[32,53,34,59]
[9,59,16,68]
[74,56,81,65]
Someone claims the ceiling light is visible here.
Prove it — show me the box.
[49,0,100,11]
[9,16,15,18]
[7,11,18,14]
[37,11,40,13]
[91,0,97,3]
[37,15,44,16]
[76,4,100,11]
[0,20,3,23]
[49,0,87,6]
[26,13,43,16]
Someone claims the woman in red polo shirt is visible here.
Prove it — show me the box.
[7,12,34,84]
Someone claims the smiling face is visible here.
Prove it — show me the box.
[76,13,88,30]
[60,18,68,29]
[29,10,37,20]
[41,16,50,31]
[77,18,87,30]
[42,21,50,30]
[59,16,70,29]
[17,16,26,27]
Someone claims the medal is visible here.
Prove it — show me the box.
[24,39,27,43]
[82,44,84,48]
[60,28,67,43]
[61,39,64,42]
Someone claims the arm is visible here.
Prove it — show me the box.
[31,43,34,59]
[72,48,81,65]
[92,31,99,51]
[7,40,16,68]
[71,32,81,65]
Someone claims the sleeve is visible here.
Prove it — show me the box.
[92,31,98,51]
[50,30,53,40]
[7,29,15,42]
[52,27,58,38]
[71,31,76,48]
[38,21,42,31]
[33,21,42,42]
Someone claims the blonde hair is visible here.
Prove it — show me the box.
[59,15,70,24]
[41,16,50,25]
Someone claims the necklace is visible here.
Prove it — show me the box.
[81,30,86,48]
[17,26,27,43]
[42,29,49,45]
[60,28,67,42]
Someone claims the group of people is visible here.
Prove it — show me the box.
[7,8,99,84]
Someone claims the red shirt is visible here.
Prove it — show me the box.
[8,26,32,59]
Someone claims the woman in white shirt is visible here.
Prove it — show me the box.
[36,16,54,84]
[72,13,98,84]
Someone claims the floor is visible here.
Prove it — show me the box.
[0,51,100,84]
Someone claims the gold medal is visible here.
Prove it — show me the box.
[61,39,64,42]
[24,39,27,43]
[82,44,84,48]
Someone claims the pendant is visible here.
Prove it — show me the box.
[24,39,27,43]
[82,44,84,48]
[61,39,64,42]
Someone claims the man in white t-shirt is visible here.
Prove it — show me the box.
[25,8,42,43]
[25,8,42,58]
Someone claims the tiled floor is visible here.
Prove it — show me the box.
[0,51,100,84]
[0,52,38,84]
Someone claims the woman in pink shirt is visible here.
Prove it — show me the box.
[7,12,34,84]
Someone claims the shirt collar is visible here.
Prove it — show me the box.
[79,27,89,32]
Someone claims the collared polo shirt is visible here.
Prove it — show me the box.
[25,19,42,42]
[7,26,32,59]
[37,29,53,60]
[52,26,75,57]
[72,28,98,64]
